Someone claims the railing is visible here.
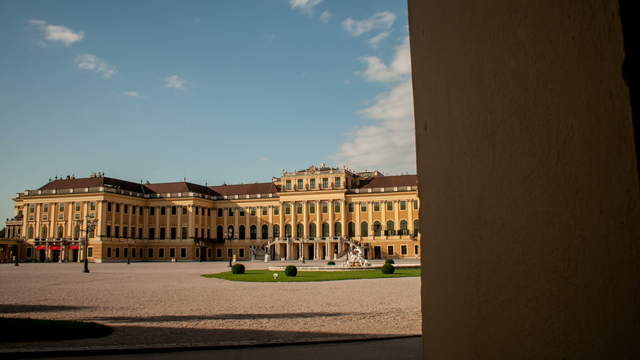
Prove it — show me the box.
[348,185,418,194]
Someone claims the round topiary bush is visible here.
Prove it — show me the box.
[285,265,298,277]
[231,263,245,274]
[385,259,395,265]
[327,261,336,265]
[381,263,395,274]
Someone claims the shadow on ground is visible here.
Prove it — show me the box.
[88,312,356,323]
[0,304,92,314]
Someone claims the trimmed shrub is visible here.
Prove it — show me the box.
[327,261,336,265]
[385,259,395,265]
[285,265,298,277]
[381,263,395,274]
[231,263,245,274]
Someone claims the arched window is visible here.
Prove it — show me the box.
[250,225,257,239]
[400,220,408,235]
[334,222,342,237]
[74,225,80,240]
[28,226,34,239]
[413,220,420,236]
[296,223,304,238]
[386,220,395,235]
[261,224,268,239]
[361,222,368,237]
[216,226,224,240]
[227,225,234,239]
[309,223,316,238]
[273,224,280,238]
[284,224,292,238]
[239,225,246,240]
[322,223,329,237]
[373,221,382,236]
[41,226,48,239]
[57,225,64,239]
[348,222,355,237]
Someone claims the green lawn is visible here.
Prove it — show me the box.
[202,268,421,282]
[0,317,113,343]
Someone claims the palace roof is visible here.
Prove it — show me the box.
[358,175,418,189]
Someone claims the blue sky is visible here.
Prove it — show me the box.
[0,0,414,223]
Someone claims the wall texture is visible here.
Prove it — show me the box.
[409,1,640,358]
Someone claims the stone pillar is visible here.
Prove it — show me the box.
[355,201,361,237]
[303,201,308,239]
[233,207,239,239]
[143,203,149,239]
[268,206,274,238]
[257,207,262,239]
[409,0,640,358]
[291,202,296,238]
[367,201,373,235]
[223,207,228,238]
[155,207,160,239]
[177,206,182,239]
[408,198,414,234]
[340,200,346,237]
[328,201,334,237]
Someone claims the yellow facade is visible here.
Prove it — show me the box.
[6,166,420,263]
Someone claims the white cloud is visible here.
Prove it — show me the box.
[360,36,411,82]
[368,31,390,48]
[289,0,322,14]
[333,36,415,174]
[29,19,84,46]
[320,10,332,23]
[123,91,140,97]
[342,11,395,37]
[259,156,270,161]
[163,75,186,90]
[75,54,117,78]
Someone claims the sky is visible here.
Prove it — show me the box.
[0,0,415,224]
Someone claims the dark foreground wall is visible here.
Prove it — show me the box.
[409,1,640,358]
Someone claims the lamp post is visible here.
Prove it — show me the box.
[82,216,96,273]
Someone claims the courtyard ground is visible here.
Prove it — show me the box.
[0,260,421,355]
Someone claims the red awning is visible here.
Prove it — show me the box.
[36,246,46,250]
[49,246,61,250]
[68,245,80,250]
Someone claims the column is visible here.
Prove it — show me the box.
[165,206,170,240]
[368,201,373,235]
[257,207,262,240]
[128,204,133,240]
[381,201,386,238]
[234,207,239,239]
[340,200,346,238]
[355,201,361,237]
[291,202,296,238]
[143,203,149,239]
[303,201,308,240]
[408,199,414,234]
[155,207,160,238]
[98,201,106,238]
[394,200,400,235]
[278,204,284,239]
[35,203,41,239]
[223,207,228,238]
[328,200,334,237]
[268,206,274,238]
[245,207,250,239]
[177,206,182,239]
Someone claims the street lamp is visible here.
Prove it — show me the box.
[82,216,97,273]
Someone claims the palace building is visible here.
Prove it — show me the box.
[2,165,420,263]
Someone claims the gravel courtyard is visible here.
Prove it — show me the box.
[0,261,421,352]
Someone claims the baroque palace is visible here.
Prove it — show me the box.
[2,165,420,263]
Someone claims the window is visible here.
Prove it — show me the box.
[107,248,112,257]
[415,245,419,255]
[348,222,355,237]
[227,225,234,239]
[274,207,280,215]
[138,228,143,239]
[28,226,34,239]
[124,248,128,258]
[310,178,316,189]
[322,202,328,213]
[334,222,342,237]
[159,248,165,258]
[160,207,165,215]
[309,223,316,238]
[373,221,382,236]
[361,222,368,237]
[75,203,81,212]
[182,206,187,215]
[124,205,128,214]
[228,208,234,216]
[170,227,176,239]
[239,208,245,216]
[57,226,63,238]
[414,220,420,236]
[195,207,199,215]
[239,225,246,240]
[361,203,367,212]
[208,208,211,216]
[322,178,329,188]
[284,204,291,215]
[169,248,176,258]
[87,247,93,257]
[59,203,65,212]
[148,248,154,258]
[296,179,303,189]
[286,180,292,190]
[334,202,341,213]
[388,246,394,256]
[322,223,329,237]
[195,228,199,238]
[400,201,407,210]
[226,248,232,257]
[116,203,120,212]
[401,245,408,255]
[386,220,395,235]
[216,226,223,240]
[386,202,393,211]
[43,204,49,213]
[160,228,166,240]
[335,177,341,187]
[400,220,408,235]
[115,248,121,258]
[207,229,210,239]
[250,225,257,239]
[41,225,47,239]
[413,200,418,209]
[284,224,292,238]
[30,205,35,213]
[150,207,155,216]
[90,202,96,211]
[217,248,222,257]
[261,207,267,216]
[296,203,303,214]
[132,248,137,257]
[115,226,120,238]
[171,206,176,215]
[123,227,128,238]
[106,225,111,237]
[273,224,280,238]
[180,248,187,257]
[261,225,268,239]
[218,208,223,217]
[348,203,354,212]
[26,248,32,258]
[309,203,316,214]
[149,228,155,239]
[296,223,304,238]
[182,227,187,239]
[250,207,256,216]
[374,202,380,211]
[207,248,212,258]
[132,206,136,215]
